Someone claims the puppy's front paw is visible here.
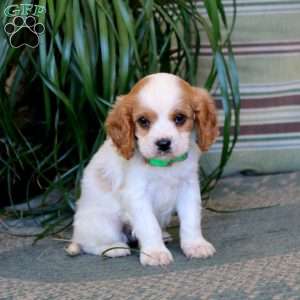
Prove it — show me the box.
[181,239,216,259]
[140,247,173,266]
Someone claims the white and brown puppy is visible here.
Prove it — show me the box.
[67,73,219,266]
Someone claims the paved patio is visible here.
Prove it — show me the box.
[1,172,300,299]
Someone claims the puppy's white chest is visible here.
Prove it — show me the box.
[144,170,182,220]
[149,175,178,203]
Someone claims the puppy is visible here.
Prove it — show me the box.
[67,73,219,266]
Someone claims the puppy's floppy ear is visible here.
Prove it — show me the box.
[191,87,219,152]
[106,95,135,160]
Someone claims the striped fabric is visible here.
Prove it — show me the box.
[198,0,300,175]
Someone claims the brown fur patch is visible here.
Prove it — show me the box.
[128,76,151,95]
[105,95,136,160]
[105,77,151,159]
[133,105,158,137]
[191,88,219,151]
[169,100,194,132]
[179,80,219,151]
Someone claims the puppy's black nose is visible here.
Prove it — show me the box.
[155,138,171,152]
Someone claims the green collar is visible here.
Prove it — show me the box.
[146,153,188,167]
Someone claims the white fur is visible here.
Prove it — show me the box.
[69,73,216,266]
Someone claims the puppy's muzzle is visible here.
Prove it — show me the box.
[155,138,171,152]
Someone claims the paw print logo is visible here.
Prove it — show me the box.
[4,16,45,48]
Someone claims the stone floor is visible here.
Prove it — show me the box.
[1,172,300,299]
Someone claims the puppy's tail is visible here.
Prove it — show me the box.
[65,242,81,256]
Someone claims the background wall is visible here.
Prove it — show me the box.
[199,0,300,175]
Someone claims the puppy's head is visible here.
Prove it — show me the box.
[106,73,219,160]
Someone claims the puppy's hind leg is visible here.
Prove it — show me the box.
[65,242,81,256]
[72,200,130,257]
[99,241,131,258]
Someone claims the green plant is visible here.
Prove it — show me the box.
[0,0,240,236]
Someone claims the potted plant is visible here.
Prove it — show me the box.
[0,0,240,237]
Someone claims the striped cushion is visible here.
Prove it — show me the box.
[198,0,300,175]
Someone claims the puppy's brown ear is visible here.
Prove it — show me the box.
[191,88,219,152]
[106,96,135,160]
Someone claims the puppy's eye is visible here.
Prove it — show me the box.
[174,113,186,126]
[137,116,151,129]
